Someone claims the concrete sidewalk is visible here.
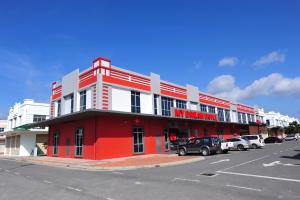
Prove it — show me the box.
[0,154,203,171]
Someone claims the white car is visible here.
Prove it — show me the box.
[241,135,265,149]
[220,139,234,153]
[285,133,299,141]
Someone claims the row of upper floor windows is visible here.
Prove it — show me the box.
[53,87,256,124]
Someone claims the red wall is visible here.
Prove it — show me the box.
[48,115,246,160]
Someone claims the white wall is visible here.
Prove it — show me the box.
[140,93,152,114]
[64,95,72,114]
[20,133,36,156]
[190,103,198,111]
[231,110,238,123]
[86,88,92,109]
[111,87,131,112]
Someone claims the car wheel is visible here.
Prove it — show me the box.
[252,144,258,149]
[178,148,186,156]
[201,148,210,156]
[237,145,244,151]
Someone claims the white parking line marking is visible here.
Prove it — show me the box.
[210,159,230,164]
[173,177,201,183]
[273,153,278,155]
[219,155,269,171]
[43,180,52,184]
[112,171,124,175]
[226,184,262,191]
[134,181,143,185]
[263,161,300,167]
[217,171,300,183]
[67,186,82,192]
[106,198,115,200]
[14,172,20,175]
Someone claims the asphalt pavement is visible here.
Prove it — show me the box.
[0,140,299,200]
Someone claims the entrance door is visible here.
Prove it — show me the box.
[164,129,170,151]
[66,138,70,157]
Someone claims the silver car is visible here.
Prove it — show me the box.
[226,138,250,151]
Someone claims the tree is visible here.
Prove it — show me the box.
[286,121,300,134]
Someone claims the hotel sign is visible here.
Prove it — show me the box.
[173,108,218,121]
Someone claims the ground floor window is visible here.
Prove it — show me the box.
[75,128,84,156]
[53,131,59,155]
[133,127,144,153]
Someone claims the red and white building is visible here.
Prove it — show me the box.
[41,57,265,160]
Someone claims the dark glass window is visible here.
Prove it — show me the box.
[208,106,215,113]
[161,97,174,116]
[225,109,230,122]
[242,113,247,124]
[53,131,59,155]
[133,127,144,153]
[154,94,159,115]
[57,100,61,116]
[0,128,4,132]
[70,94,74,113]
[238,112,242,123]
[200,104,207,112]
[75,128,84,156]
[80,90,86,111]
[217,108,224,121]
[176,100,186,109]
[131,91,141,113]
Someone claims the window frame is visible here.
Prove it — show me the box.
[52,131,59,156]
[175,99,187,109]
[132,127,144,154]
[80,90,87,111]
[75,128,84,157]
[161,97,174,116]
[131,91,141,113]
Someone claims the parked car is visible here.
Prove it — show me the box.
[217,139,234,154]
[241,135,265,149]
[264,137,283,143]
[177,137,221,156]
[284,134,299,141]
[226,138,250,151]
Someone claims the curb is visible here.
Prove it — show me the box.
[0,156,204,171]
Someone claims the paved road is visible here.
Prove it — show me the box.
[0,141,300,200]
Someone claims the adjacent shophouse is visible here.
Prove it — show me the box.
[2,99,49,156]
[0,120,7,155]
[264,111,299,138]
[31,56,268,160]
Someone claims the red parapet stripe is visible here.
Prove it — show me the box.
[200,99,230,109]
[161,89,187,100]
[79,76,97,89]
[103,76,151,91]
[51,92,61,101]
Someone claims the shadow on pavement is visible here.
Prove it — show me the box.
[280,150,300,160]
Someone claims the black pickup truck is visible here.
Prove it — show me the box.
[177,137,221,156]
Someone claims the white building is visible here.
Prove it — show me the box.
[265,111,299,128]
[0,120,7,155]
[2,99,49,156]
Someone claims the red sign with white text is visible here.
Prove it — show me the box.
[174,109,218,121]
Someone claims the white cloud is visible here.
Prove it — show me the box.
[218,57,238,67]
[254,51,285,66]
[207,73,300,101]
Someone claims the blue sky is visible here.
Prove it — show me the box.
[0,0,300,119]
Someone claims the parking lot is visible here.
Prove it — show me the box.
[0,141,299,200]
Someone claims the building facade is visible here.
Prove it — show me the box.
[3,99,49,156]
[264,111,299,138]
[0,120,7,155]
[40,57,267,160]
